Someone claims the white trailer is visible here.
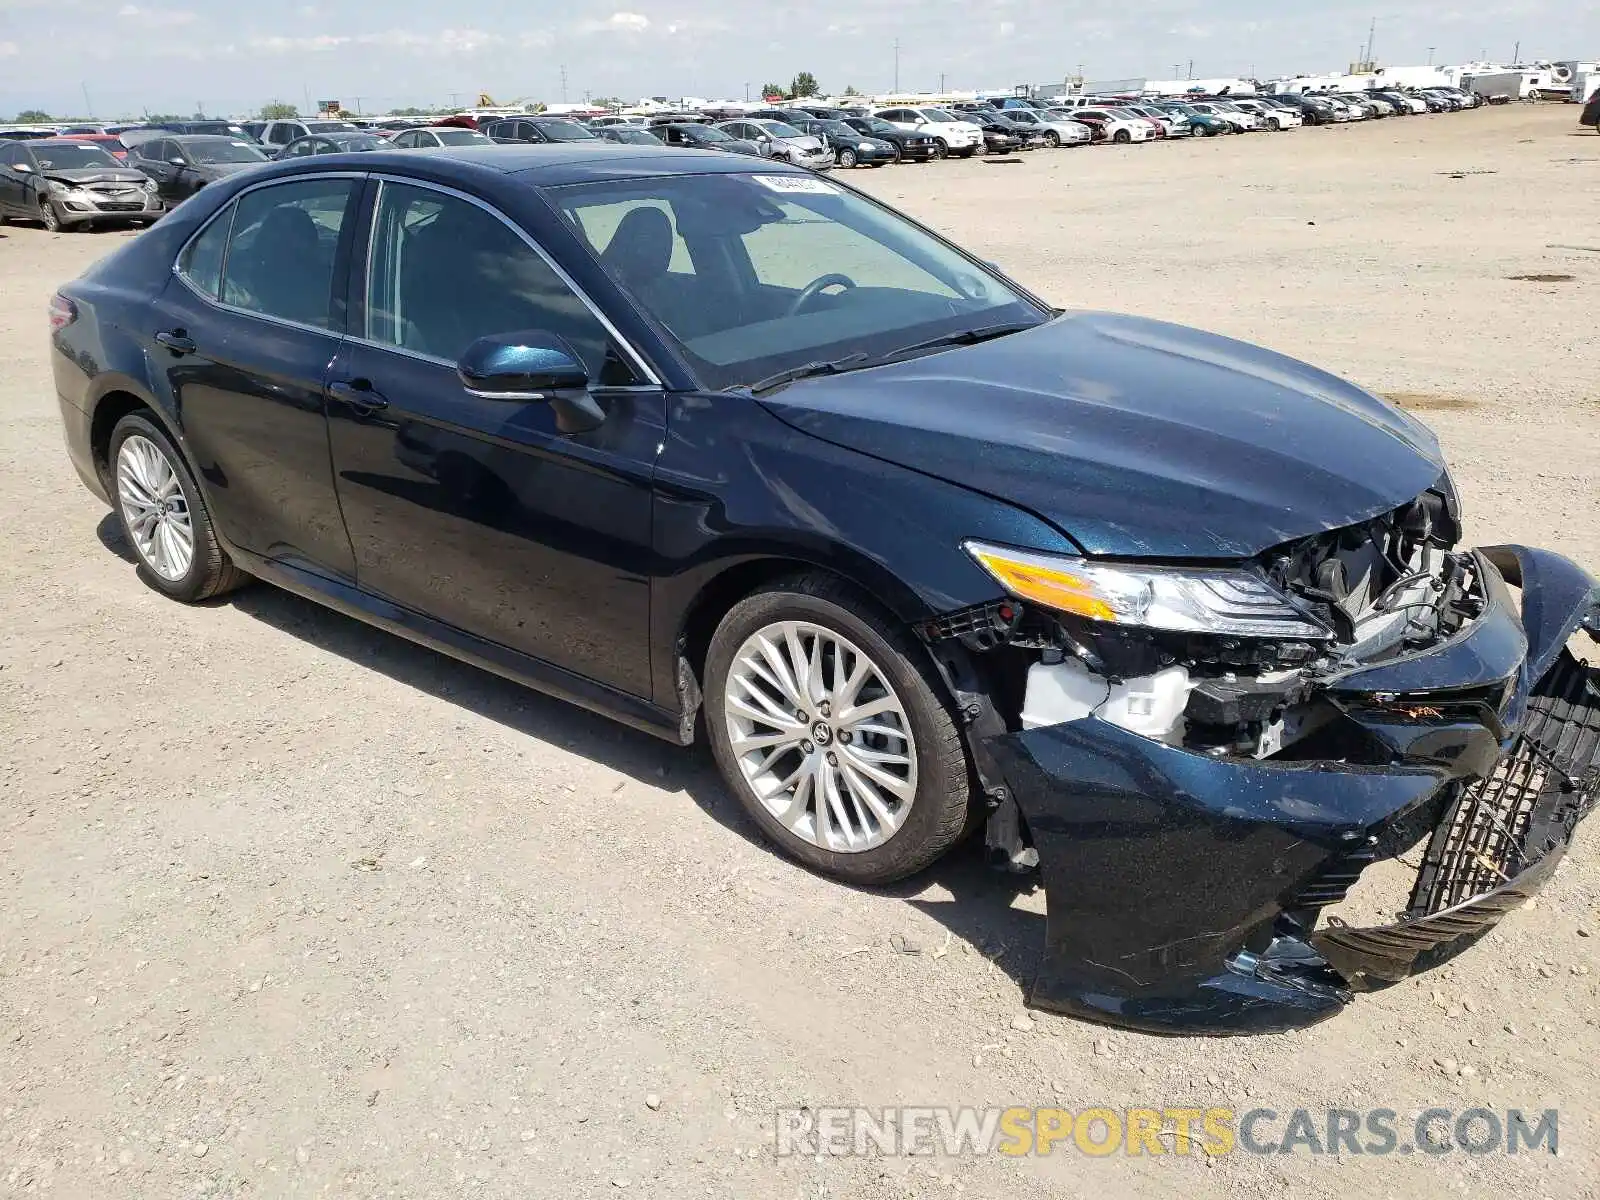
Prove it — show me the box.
[1578,71,1600,105]
[1558,63,1600,101]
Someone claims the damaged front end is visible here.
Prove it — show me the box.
[927,490,1600,1035]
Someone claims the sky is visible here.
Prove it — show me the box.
[1,0,1594,119]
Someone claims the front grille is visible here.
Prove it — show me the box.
[92,201,146,212]
[1309,652,1600,988]
[1412,651,1600,913]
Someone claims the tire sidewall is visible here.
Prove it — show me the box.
[705,584,970,885]
[109,413,214,601]
[40,199,61,232]
[838,147,857,168]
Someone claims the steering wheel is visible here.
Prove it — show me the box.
[787,273,858,316]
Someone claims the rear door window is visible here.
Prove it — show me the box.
[219,178,356,329]
[178,208,233,299]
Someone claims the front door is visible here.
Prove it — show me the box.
[325,178,664,697]
[151,174,362,580]
[0,144,32,216]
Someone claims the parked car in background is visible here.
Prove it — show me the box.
[1122,103,1190,137]
[58,132,132,161]
[838,116,940,162]
[655,122,763,156]
[1153,102,1232,136]
[1068,107,1157,144]
[993,107,1092,147]
[594,126,666,146]
[147,120,260,141]
[789,119,897,167]
[872,106,983,157]
[715,119,831,169]
[0,126,64,141]
[1231,99,1302,130]
[1582,87,1600,129]
[128,134,271,206]
[588,115,651,128]
[481,117,599,145]
[0,138,160,230]
[1185,101,1259,132]
[1272,94,1345,124]
[275,132,390,159]
[954,109,1031,152]
[256,119,360,151]
[388,126,494,149]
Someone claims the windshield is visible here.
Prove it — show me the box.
[533,119,597,141]
[754,121,803,138]
[332,134,387,151]
[189,139,270,164]
[690,125,733,142]
[926,109,962,123]
[608,129,661,144]
[552,172,1044,391]
[815,120,855,138]
[31,143,122,169]
[1006,110,1040,124]
[435,129,491,145]
[854,118,896,134]
[307,121,357,133]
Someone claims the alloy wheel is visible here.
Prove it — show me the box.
[39,199,61,232]
[838,147,857,168]
[722,620,917,853]
[116,433,194,581]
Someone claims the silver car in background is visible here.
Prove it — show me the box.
[715,119,832,170]
[1000,107,1093,147]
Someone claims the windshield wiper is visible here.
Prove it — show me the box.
[880,321,1039,362]
[741,353,871,397]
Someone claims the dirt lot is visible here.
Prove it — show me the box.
[2,104,1598,1199]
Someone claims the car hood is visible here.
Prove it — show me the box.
[757,312,1446,560]
[778,135,825,152]
[193,161,264,177]
[44,167,148,185]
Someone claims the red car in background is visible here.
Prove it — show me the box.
[58,133,131,161]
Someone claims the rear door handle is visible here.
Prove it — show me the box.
[328,378,389,412]
[154,329,196,355]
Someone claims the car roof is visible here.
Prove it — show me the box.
[169,133,256,144]
[232,144,805,189]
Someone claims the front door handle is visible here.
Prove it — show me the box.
[328,378,389,412]
[155,329,196,355]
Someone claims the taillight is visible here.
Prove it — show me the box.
[48,294,78,334]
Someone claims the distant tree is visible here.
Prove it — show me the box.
[16,109,53,123]
[145,113,184,123]
[760,81,788,101]
[790,71,820,98]
[259,101,299,120]
[842,84,862,96]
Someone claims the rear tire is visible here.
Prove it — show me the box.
[109,413,250,603]
[705,574,973,886]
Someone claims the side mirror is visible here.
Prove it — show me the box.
[11,163,31,173]
[170,157,185,165]
[457,331,589,398]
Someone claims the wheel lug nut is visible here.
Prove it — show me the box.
[818,701,831,717]
[801,740,814,754]
[838,730,852,744]
[796,710,807,722]
[826,751,838,766]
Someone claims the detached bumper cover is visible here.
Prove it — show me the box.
[990,545,1600,1034]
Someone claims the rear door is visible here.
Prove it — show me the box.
[151,173,363,580]
[324,176,665,695]
[0,143,29,216]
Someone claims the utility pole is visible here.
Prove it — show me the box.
[743,82,750,101]
[1427,47,1435,66]
[80,82,93,118]
[1363,16,1376,68]
[1173,64,1181,79]
[939,72,946,94]
[1186,59,1193,79]
[893,39,900,93]
[352,96,363,115]
[1511,40,1520,65]
[560,65,568,103]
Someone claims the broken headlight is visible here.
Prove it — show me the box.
[963,541,1334,640]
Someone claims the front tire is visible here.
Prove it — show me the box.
[837,147,858,168]
[1113,129,1132,144]
[933,139,949,159]
[109,413,249,602]
[705,575,972,885]
[1044,130,1061,147]
[39,198,63,232]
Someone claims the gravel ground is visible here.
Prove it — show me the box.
[1,103,1597,1199]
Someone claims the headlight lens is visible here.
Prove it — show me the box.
[47,180,69,194]
[144,179,159,193]
[963,541,1333,639]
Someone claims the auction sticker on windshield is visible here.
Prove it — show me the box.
[750,174,840,195]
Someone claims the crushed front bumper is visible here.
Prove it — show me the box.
[987,545,1600,1035]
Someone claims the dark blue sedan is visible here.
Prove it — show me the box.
[49,144,1600,1035]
